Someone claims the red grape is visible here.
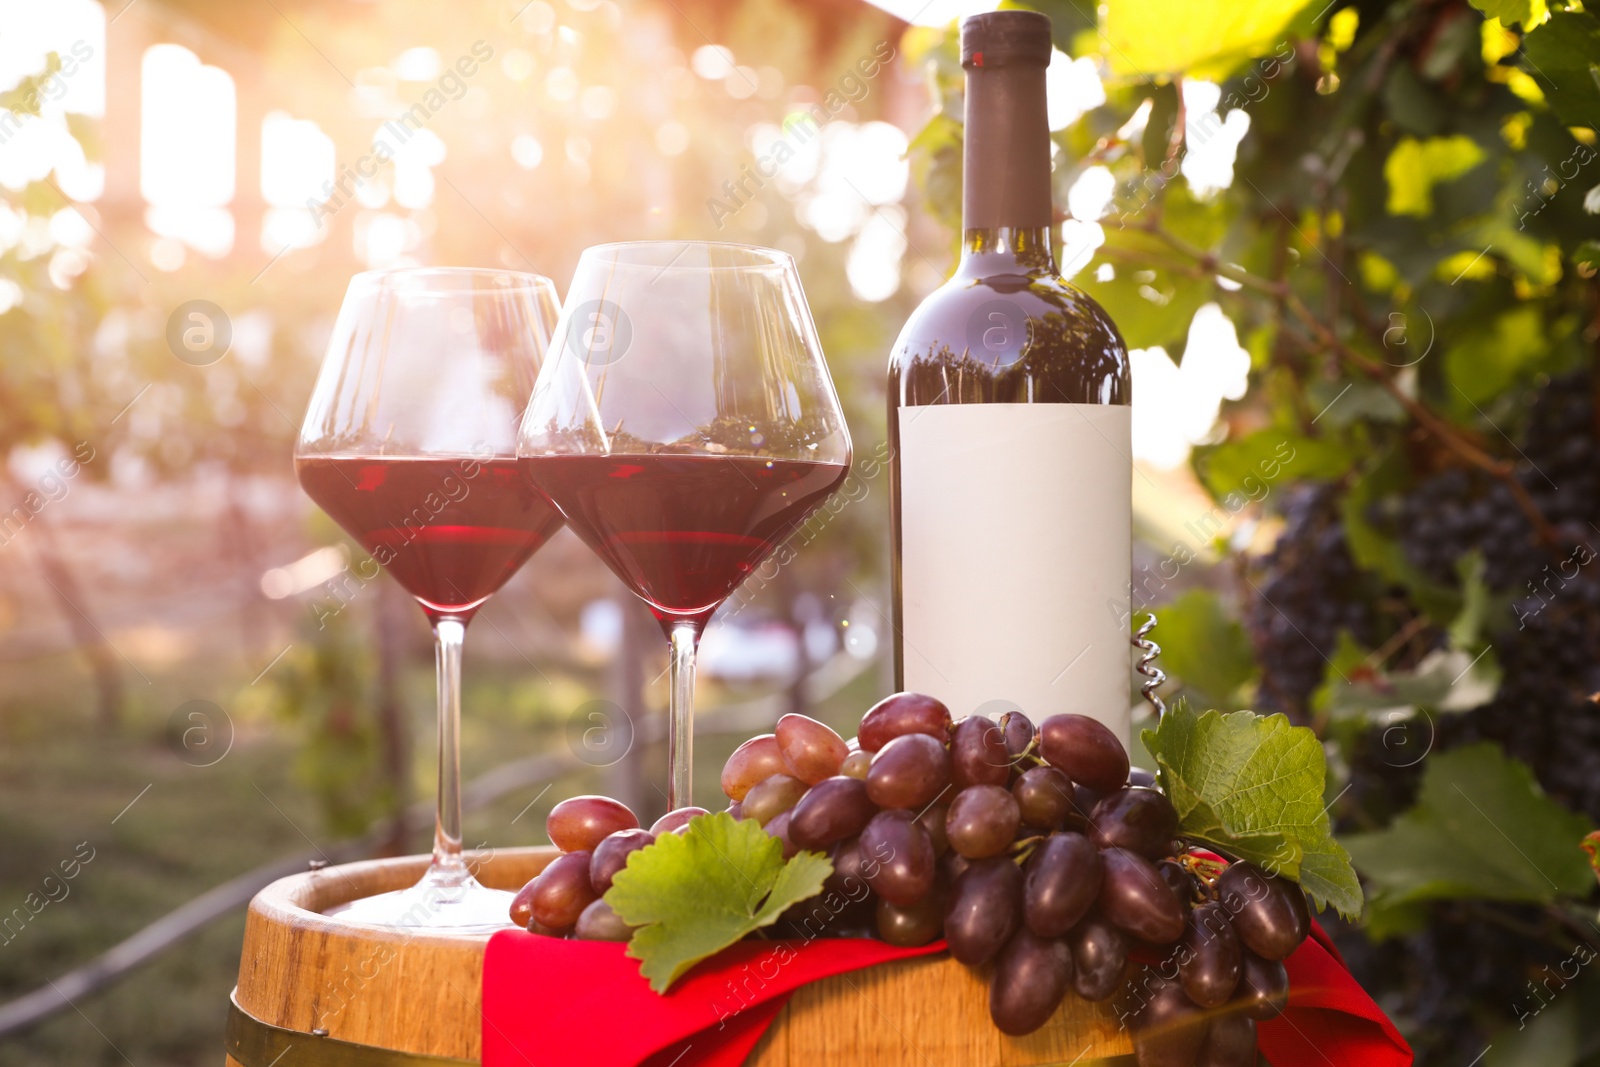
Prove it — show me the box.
[1069,913,1129,1001]
[1178,901,1243,1008]
[1013,766,1075,830]
[1089,787,1178,860]
[990,927,1073,1035]
[529,849,597,932]
[859,809,936,905]
[509,878,537,929]
[722,734,788,801]
[945,784,1021,859]
[788,776,876,849]
[876,894,944,946]
[589,827,655,894]
[1197,1012,1256,1067]
[1037,714,1129,794]
[999,709,1036,766]
[950,715,1011,789]
[918,802,950,856]
[1131,978,1208,1067]
[574,897,634,941]
[1097,847,1186,945]
[775,713,850,784]
[1216,862,1310,960]
[866,733,952,809]
[944,856,1023,964]
[1023,831,1102,937]
[650,806,707,835]
[742,774,809,826]
[547,795,639,853]
[858,692,951,752]
[764,808,799,859]
[839,749,873,780]
[1235,950,1289,1019]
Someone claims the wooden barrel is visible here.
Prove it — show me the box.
[226,847,1135,1066]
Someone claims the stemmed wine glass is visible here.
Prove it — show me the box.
[296,267,564,930]
[517,242,852,808]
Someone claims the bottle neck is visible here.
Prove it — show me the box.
[958,226,1056,278]
[962,61,1052,235]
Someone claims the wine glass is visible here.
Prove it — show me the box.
[518,241,852,808]
[296,267,564,930]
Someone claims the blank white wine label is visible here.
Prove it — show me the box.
[898,403,1133,744]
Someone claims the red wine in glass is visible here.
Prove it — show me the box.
[520,453,847,627]
[297,455,563,620]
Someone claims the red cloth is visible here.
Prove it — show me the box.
[482,922,1411,1067]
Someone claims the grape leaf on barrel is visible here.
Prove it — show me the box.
[1142,705,1363,918]
[1344,744,1596,910]
[605,812,832,993]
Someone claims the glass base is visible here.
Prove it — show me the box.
[324,870,517,933]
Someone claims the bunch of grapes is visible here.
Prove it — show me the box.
[511,694,1317,1066]
[1394,469,1530,590]
[1244,485,1374,719]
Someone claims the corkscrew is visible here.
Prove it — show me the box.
[1133,613,1167,717]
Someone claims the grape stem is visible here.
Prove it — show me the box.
[1108,217,1560,547]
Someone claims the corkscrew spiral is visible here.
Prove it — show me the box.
[1133,613,1167,717]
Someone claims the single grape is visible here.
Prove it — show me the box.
[839,749,873,780]
[876,893,944,946]
[1069,914,1129,1001]
[1023,831,1103,937]
[1179,901,1243,1008]
[918,802,950,856]
[650,806,707,835]
[827,836,872,899]
[1038,714,1130,794]
[509,877,537,929]
[999,709,1036,766]
[574,897,635,942]
[726,801,745,821]
[1128,766,1158,788]
[1235,950,1289,1019]
[775,712,850,784]
[1064,783,1102,832]
[1156,859,1196,906]
[945,784,1021,859]
[1097,848,1186,945]
[1013,766,1075,831]
[589,827,655,894]
[721,734,788,801]
[529,849,597,932]
[867,733,952,809]
[950,715,1012,789]
[788,776,877,849]
[742,774,809,826]
[1089,787,1179,860]
[764,808,798,859]
[859,809,936,905]
[944,856,1024,964]
[989,928,1074,1036]
[1196,1012,1257,1067]
[1216,862,1310,960]
[858,692,952,752]
[1131,979,1208,1067]
[547,796,639,853]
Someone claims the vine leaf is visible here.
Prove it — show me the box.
[1142,706,1364,918]
[1344,744,1596,911]
[605,813,832,994]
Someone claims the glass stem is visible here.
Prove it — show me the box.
[667,620,698,809]
[430,616,468,886]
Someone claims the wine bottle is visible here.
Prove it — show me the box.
[887,11,1132,741]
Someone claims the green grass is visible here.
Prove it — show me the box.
[0,640,886,1066]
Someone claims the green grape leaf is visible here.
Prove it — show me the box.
[1151,589,1258,706]
[1470,0,1548,30]
[1076,263,1210,352]
[1384,136,1487,216]
[1444,305,1548,406]
[1191,427,1353,501]
[1523,11,1600,129]
[1344,744,1596,909]
[1142,706,1364,918]
[1101,0,1321,80]
[605,812,832,993]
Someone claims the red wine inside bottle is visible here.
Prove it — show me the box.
[887,11,1132,741]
